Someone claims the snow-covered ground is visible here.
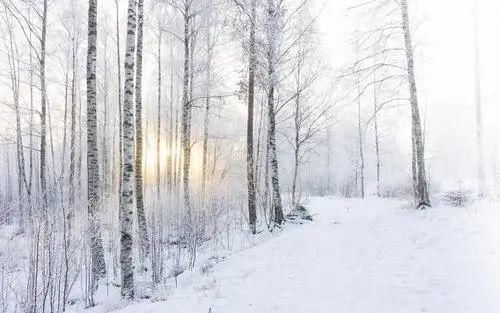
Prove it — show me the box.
[84,197,500,313]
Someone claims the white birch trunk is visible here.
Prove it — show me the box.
[400,0,430,207]
[115,0,124,197]
[134,0,149,260]
[356,78,365,198]
[120,0,138,299]
[266,0,284,225]
[473,0,486,196]
[40,0,48,210]
[372,59,381,197]
[181,4,192,210]
[86,0,107,298]
[201,10,212,203]
[156,32,162,200]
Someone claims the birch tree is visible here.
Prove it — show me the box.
[473,0,485,197]
[372,57,381,196]
[231,0,258,231]
[120,0,138,299]
[40,0,48,210]
[354,74,365,198]
[348,0,430,206]
[1,0,49,210]
[201,0,215,203]
[115,0,124,197]
[247,0,258,233]
[288,43,329,206]
[180,0,194,211]
[266,0,284,225]
[400,0,429,207]
[1,11,29,230]
[68,23,79,215]
[167,45,175,192]
[155,27,162,201]
[86,0,106,298]
[134,0,150,261]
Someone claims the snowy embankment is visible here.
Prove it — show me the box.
[88,197,500,313]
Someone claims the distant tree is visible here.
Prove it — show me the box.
[348,0,430,207]
[472,0,485,197]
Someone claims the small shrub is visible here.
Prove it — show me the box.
[286,205,313,223]
[441,189,471,207]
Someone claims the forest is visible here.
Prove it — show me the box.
[0,0,499,312]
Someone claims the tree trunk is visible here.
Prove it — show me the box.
[373,62,381,197]
[134,0,149,260]
[174,109,181,190]
[47,96,57,185]
[400,0,430,207]
[4,20,28,229]
[102,36,109,196]
[254,100,263,208]
[247,0,257,233]
[115,0,124,197]
[291,56,301,208]
[326,125,332,193]
[411,124,417,198]
[86,0,107,298]
[61,62,69,188]
[153,29,162,286]
[201,17,212,204]
[181,5,192,210]
[6,149,12,206]
[28,27,34,208]
[40,0,48,210]
[266,0,284,225]
[156,32,162,200]
[291,142,299,208]
[77,89,83,198]
[167,46,174,192]
[69,36,77,218]
[473,0,486,196]
[356,79,365,199]
[120,0,138,299]
[263,103,272,224]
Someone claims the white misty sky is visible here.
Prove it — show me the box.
[317,0,500,187]
[1,0,497,190]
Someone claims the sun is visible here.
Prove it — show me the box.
[142,130,181,183]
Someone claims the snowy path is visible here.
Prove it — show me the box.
[101,197,500,313]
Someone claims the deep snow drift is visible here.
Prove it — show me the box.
[82,197,500,313]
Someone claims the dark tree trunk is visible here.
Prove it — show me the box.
[266,0,284,225]
[247,0,257,233]
[401,0,430,207]
[86,0,107,298]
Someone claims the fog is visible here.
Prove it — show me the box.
[319,0,500,191]
[1,0,498,197]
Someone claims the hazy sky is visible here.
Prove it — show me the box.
[1,0,498,192]
[318,0,500,188]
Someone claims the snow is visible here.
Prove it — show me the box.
[83,197,500,313]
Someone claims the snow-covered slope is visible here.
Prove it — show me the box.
[86,197,500,313]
